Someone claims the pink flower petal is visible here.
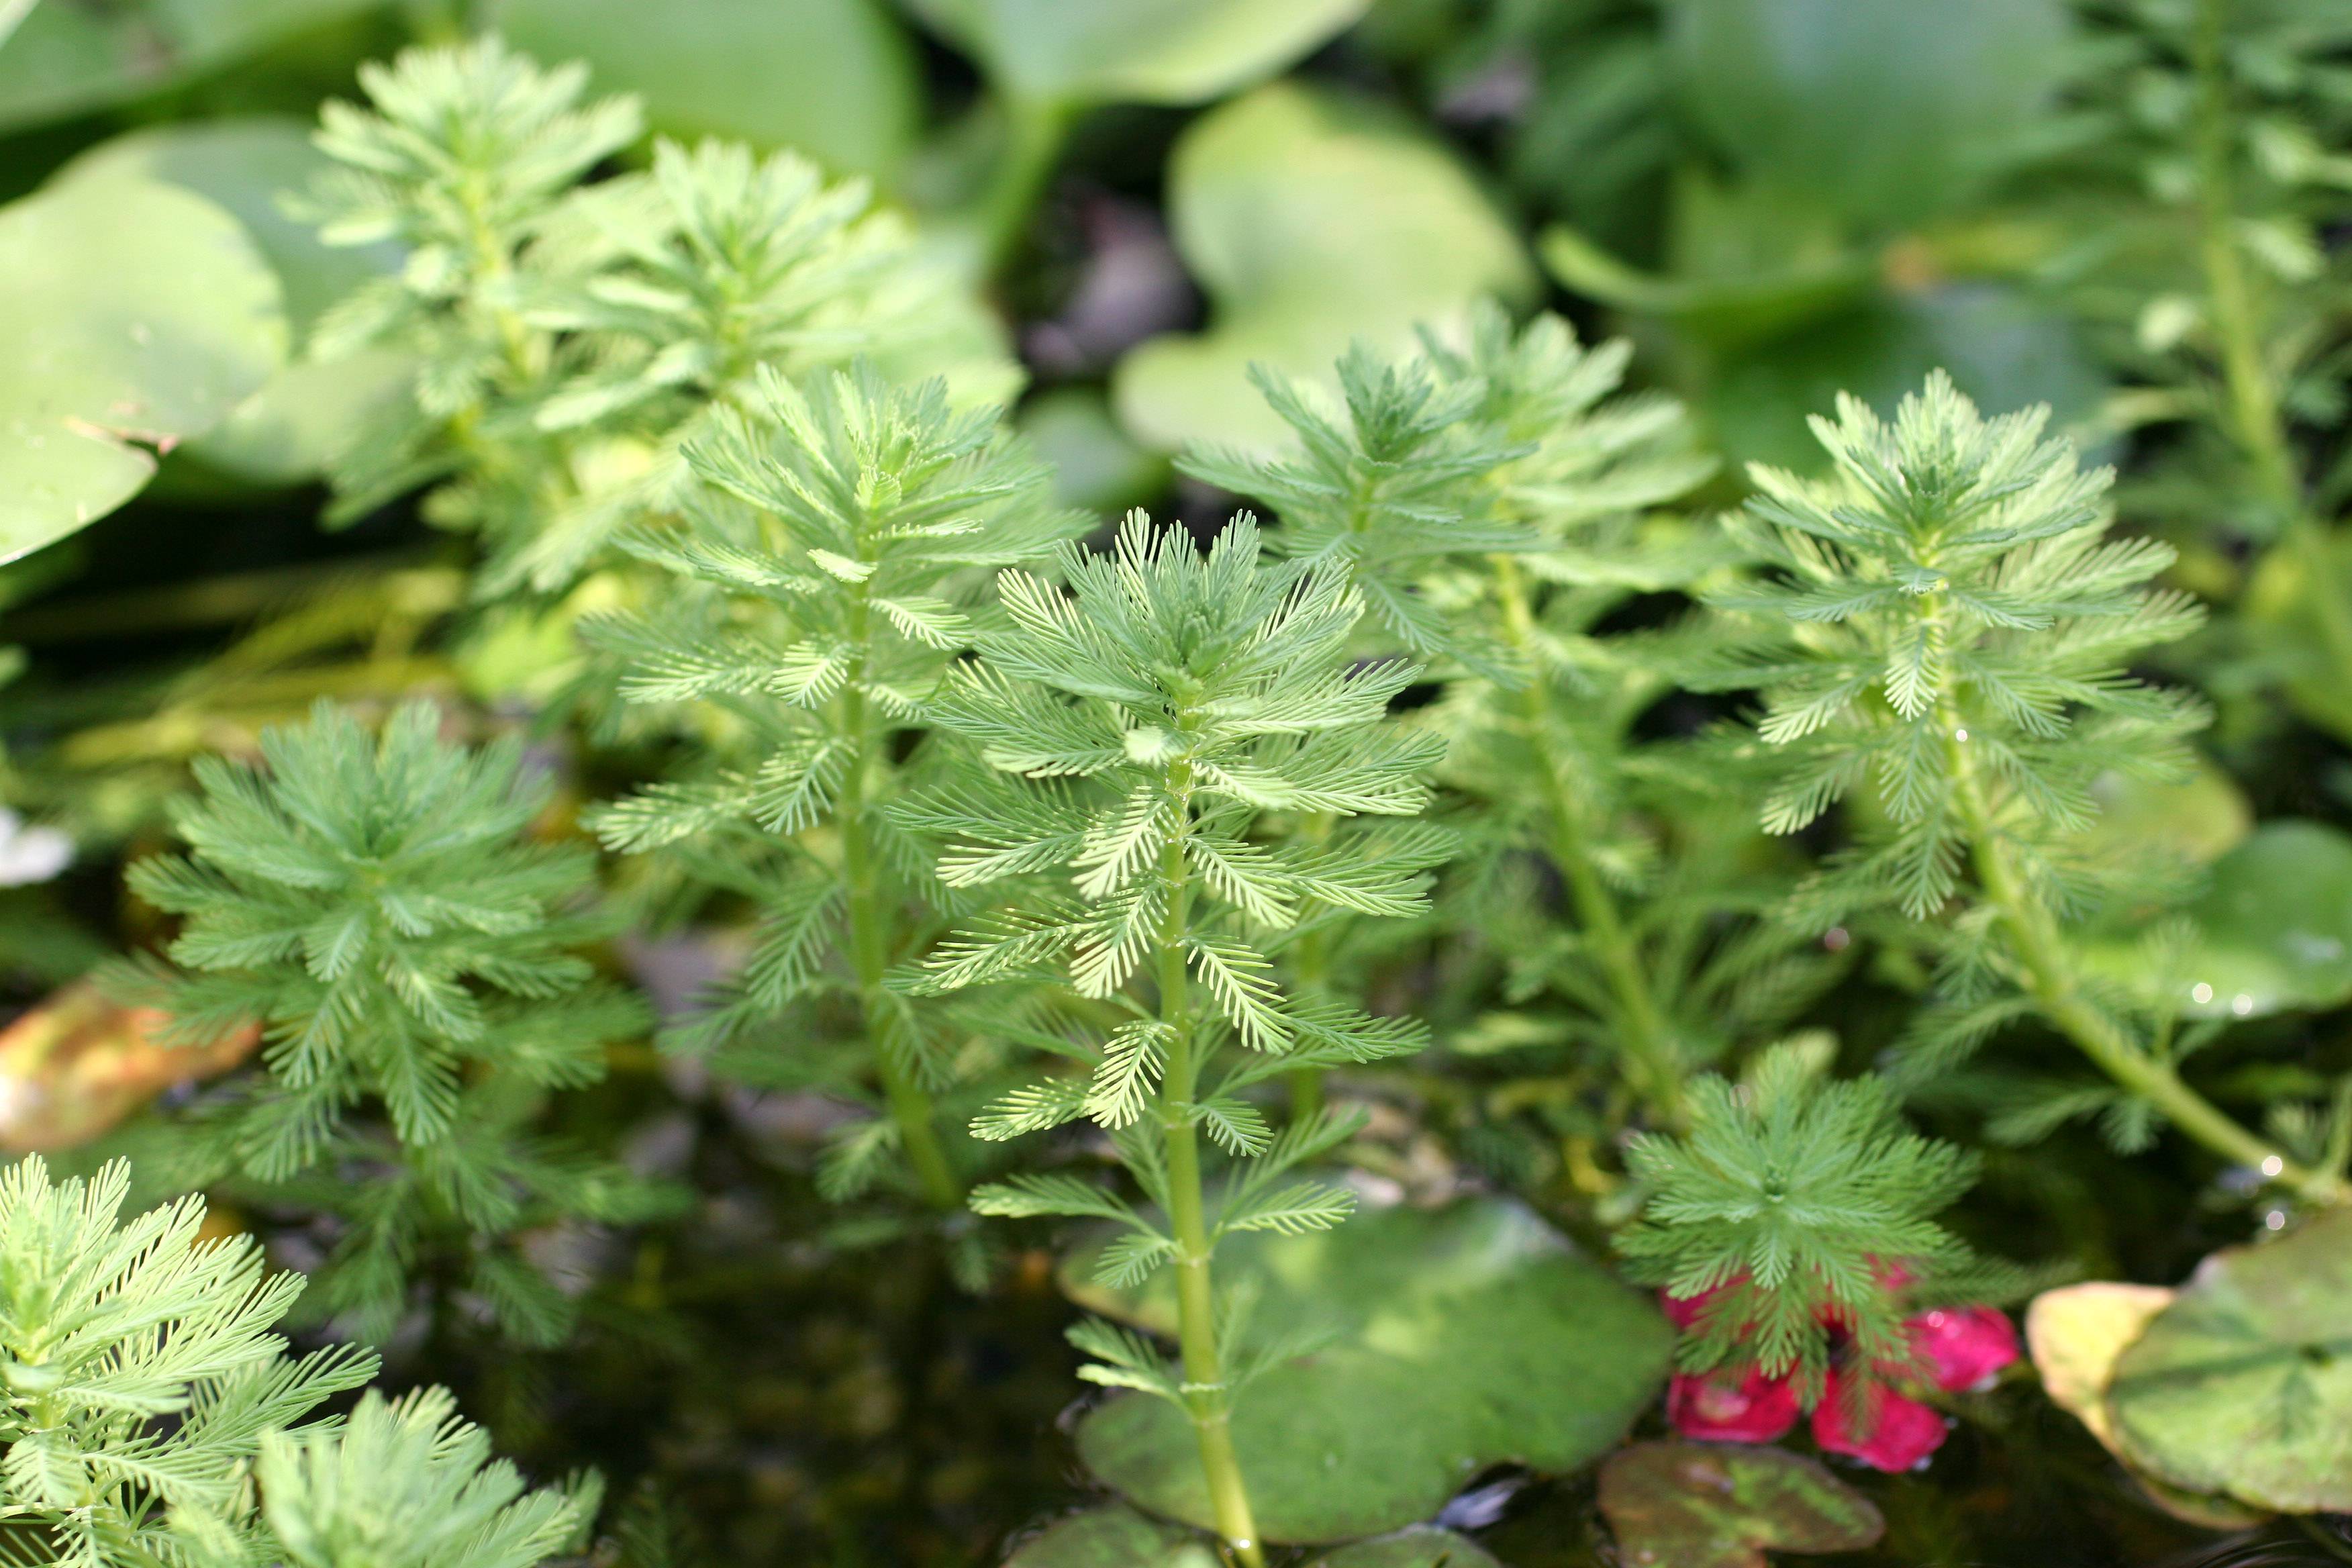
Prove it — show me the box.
[1908,1306,2019,1392]
[1667,1368,1801,1444]
[1811,1371,1950,1471]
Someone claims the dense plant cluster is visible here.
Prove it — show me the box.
[3,4,2352,1566]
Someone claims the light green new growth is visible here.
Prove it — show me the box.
[593,363,1083,1209]
[0,1155,375,1568]
[1618,1043,1981,1398]
[123,701,662,1344]
[1711,371,2347,1204]
[236,1387,597,1568]
[915,513,1442,1566]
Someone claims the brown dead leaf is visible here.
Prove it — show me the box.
[0,981,257,1150]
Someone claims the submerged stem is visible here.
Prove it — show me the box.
[1155,777,1265,1568]
[1943,720,2347,1206]
[1493,558,1683,1124]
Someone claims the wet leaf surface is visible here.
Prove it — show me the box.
[1597,1442,1884,1568]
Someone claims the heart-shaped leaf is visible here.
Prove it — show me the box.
[2025,1282,2265,1529]
[1003,1505,1215,1567]
[1112,83,1534,454]
[1597,1442,1884,1568]
[56,119,413,488]
[489,0,920,177]
[1306,1527,1504,1567]
[2109,1208,2352,1515]
[908,0,1367,109]
[0,173,286,558]
[1067,1197,1671,1545]
[1663,0,2073,232]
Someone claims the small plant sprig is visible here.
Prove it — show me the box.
[215,1386,599,1568]
[1708,371,2349,1205]
[914,514,1442,1567]
[122,700,667,1343]
[591,364,1085,1211]
[299,39,1010,602]
[1617,1042,1983,1395]
[0,1155,377,1567]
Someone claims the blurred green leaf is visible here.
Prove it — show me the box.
[0,0,382,134]
[0,174,285,558]
[1018,388,1169,516]
[1307,1527,1504,1567]
[1598,1442,1883,1568]
[487,0,920,177]
[2176,822,2352,1019]
[1066,1197,1670,1545]
[2110,1207,2352,1515]
[1002,1505,1216,1567]
[1539,224,1874,355]
[2080,758,2252,870]
[908,0,1367,108]
[55,118,411,487]
[1112,83,1534,454]
[1663,0,2073,232]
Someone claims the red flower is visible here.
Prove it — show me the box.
[1811,1370,1950,1471]
[1907,1305,2018,1393]
[1667,1367,1801,1444]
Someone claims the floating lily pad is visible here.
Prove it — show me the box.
[2110,1208,2352,1516]
[1067,1197,1671,1545]
[1307,1526,1503,1567]
[0,174,286,559]
[1112,83,1534,454]
[2100,822,2352,1021]
[56,119,412,487]
[1597,1442,1884,1568]
[1002,1505,1215,1567]
[2081,761,2252,869]
[909,0,1366,109]
[491,0,919,177]
[2025,1282,2264,1529]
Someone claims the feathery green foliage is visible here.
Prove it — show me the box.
[917,513,1442,1563]
[1712,372,2346,1203]
[1617,1044,1981,1397]
[122,701,664,1343]
[592,362,1085,1210]
[0,1156,376,1568]
[299,38,1010,599]
[233,1386,597,1568]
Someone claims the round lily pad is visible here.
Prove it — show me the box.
[1597,1442,1884,1568]
[1112,83,1534,454]
[0,173,286,559]
[2024,1282,2265,1530]
[1067,1197,1671,1545]
[2109,1207,2352,1515]
[1307,1527,1503,1568]
[1003,1505,1215,1567]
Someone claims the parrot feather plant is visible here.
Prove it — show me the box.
[910,513,1442,1565]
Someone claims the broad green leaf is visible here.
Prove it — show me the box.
[1114,84,1534,454]
[488,0,920,177]
[2024,1282,2265,1530]
[1307,1527,1503,1567]
[56,118,412,487]
[1003,1505,1216,1567]
[2110,1208,2352,1516]
[2243,528,2352,745]
[1700,286,2106,472]
[908,0,1367,108]
[2080,759,2251,869]
[1663,0,2073,232]
[2173,822,2352,1018]
[1539,225,1875,356]
[0,174,285,558]
[1597,1442,1883,1568]
[1067,1197,1671,1544]
[1020,389,1171,516]
[0,0,381,134]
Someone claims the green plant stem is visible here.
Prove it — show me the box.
[1286,812,1335,1122]
[1492,558,1683,1124]
[2190,0,2352,675]
[977,95,1077,280]
[1943,719,2348,1206]
[840,597,960,1211]
[1155,772,1266,1568]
